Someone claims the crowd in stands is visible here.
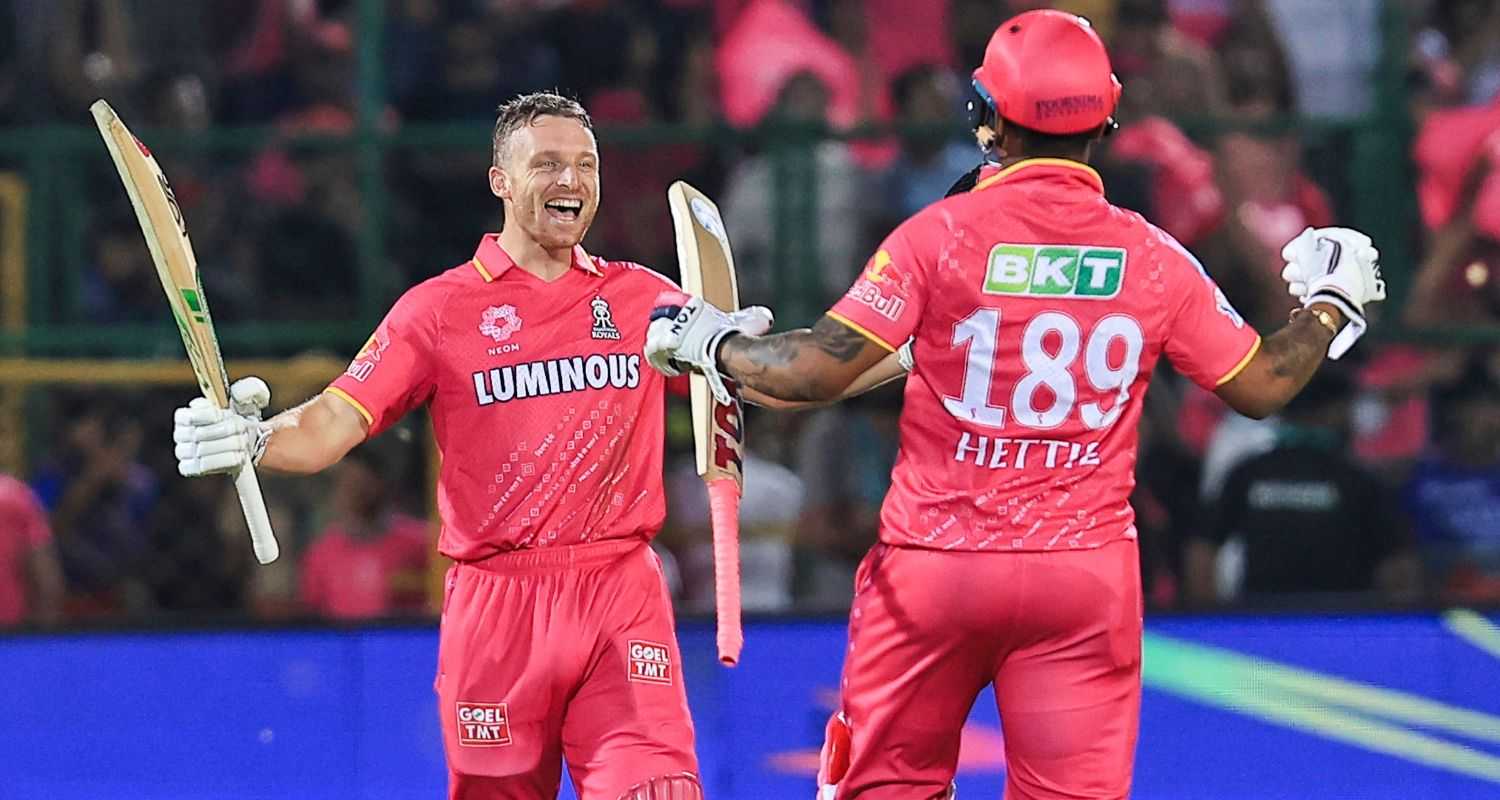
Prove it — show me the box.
[1,0,1499,626]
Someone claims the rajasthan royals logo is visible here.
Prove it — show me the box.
[591,296,621,340]
[480,305,523,342]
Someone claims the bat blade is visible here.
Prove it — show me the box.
[91,99,280,565]
[667,180,744,665]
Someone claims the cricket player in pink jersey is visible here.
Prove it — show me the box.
[170,92,779,800]
[646,10,1385,800]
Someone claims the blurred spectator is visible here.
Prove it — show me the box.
[818,0,898,167]
[723,70,868,305]
[216,0,355,124]
[82,214,169,324]
[1107,116,1224,247]
[948,0,1007,75]
[144,474,251,615]
[1411,0,1500,108]
[1186,368,1422,605]
[1202,71,1333,334]
[1259,0,1377,118]
[1404,359,1500,603]
[299,437,429,620]
[0,474,64,627]
[246,108,369,318]
[1109,0,1227,120]
[1132,385,1203,609]
[664,409,805,614]
[793,384,901,611]
[31,394,158,617]
[878,65,980,228]
[32,0,145,122]
[400,7,559,122]
[0,1,18,126]
[1407,99,1500,330]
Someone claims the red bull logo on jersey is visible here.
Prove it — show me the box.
[984,244,1126,299]
[845,277,907,322]
[456,702,512,747]
[344,328,391,383]
[472,354,641,405]
[627,640,673,685]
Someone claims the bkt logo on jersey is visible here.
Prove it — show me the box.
[984,243,1126,299]
[473,354,641,405]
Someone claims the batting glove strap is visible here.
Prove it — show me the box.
[645,293,773,404]
[1305,289,1366,361]
[250,424,271,466]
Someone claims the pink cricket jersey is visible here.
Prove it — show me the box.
[326,235,679,562]
[299,514,429,619]
[0,474,51,624]
[828,158,1261,552]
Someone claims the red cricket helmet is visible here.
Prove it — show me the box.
[970,9,1122,135]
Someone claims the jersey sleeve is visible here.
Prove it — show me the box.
[326,286,442,438]
[827,219,930,352]
[1158,230,1262,391]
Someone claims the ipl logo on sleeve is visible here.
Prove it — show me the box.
[627,640,673,685]
[456,702,512,747]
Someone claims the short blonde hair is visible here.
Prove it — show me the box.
[491,92,593,167]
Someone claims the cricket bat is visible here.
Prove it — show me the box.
[90,99,280,565]
[667,181,745,666]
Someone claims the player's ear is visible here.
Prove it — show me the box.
[488,165,510,201]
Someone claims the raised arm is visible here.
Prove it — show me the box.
[258,391,369,473]
[1214,303,1342,419]
[741,348,909,410]
[720,315,893,404]
[1168,226,1383,421]
[175,379,369,479]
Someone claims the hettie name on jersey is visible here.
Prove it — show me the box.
[473,354,641,405]
[954,432,1103,471]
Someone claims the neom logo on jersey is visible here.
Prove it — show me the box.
[983,243,1126,299]
[472,354,640,405]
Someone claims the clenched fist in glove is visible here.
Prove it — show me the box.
[644,290,774,404]
[1280,226,1384,359]
[174,377,271,477]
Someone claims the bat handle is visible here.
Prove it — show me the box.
[234,462,280,564]
[706,477,743,666]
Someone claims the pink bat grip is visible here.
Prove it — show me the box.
[706,477,743,666]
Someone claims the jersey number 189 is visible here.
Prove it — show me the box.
[942,308,1145,431]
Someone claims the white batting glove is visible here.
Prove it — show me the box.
[646,292,773,404]
[1280,226,1384,359]
[174,377,271,477]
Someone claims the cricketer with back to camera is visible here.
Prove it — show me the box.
[646,9,1385,800]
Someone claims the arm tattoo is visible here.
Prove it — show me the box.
[1261,311,1334,381]
[809,316,870,362]
[717,316,875,401]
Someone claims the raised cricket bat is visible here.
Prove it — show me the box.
[667,181,745,666]
[90,99,280,565]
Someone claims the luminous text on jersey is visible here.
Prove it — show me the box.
[473,354,641,405]
[984,243,1126,299]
